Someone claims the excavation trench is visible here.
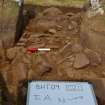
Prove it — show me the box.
[0,5,105,105]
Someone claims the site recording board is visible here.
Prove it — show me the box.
[26,81,98,105]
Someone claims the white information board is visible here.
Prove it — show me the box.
[26,81,98,105]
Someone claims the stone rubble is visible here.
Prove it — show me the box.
[84,48,102,66]
[68,24,74,30]
[73,52,90,69]
[48,29,57,34]
[35,20,57,33]
[71,43,83,53]
[37,63,52,76]
[6,47,19,60]
[42,7,63,16]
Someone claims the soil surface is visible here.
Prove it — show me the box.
[0,5,105,105]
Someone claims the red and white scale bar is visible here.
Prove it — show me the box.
[27,48,51,53]
[37,48,51,51]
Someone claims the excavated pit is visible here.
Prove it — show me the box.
[0,5,105,105]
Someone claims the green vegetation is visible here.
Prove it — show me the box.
[25,0,87,7]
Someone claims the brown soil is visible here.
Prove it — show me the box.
[0,5,105,105]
